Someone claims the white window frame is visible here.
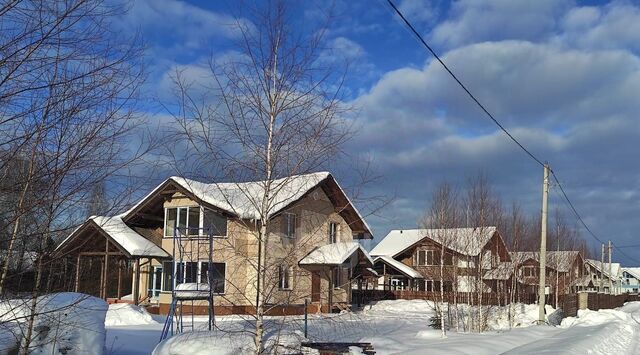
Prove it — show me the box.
[162,260,226,294]
[164,206,228,238]
[329,222,338,243]
[283,212,296,238]
[416,250,436,266]
[278,264,292,290]
[332,267,342,289]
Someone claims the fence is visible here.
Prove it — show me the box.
[353,289,537,306]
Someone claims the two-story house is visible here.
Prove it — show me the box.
[509,251,588,296]
[585,259,622,294]
[370,227,511,293]
[621,268,640,293]
[55,172,374,315]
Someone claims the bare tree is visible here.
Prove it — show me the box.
[420,183,459,337]
[163,1,376,352]
[0,1,151,353]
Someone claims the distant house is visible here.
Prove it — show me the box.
[621,268,640,294]
[509,251,588,295]
[369,227,511,293]
[584,259,622,295]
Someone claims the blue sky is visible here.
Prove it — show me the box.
[116,0,640,265]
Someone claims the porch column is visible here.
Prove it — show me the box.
[117,259,122,300]
[103,239,109,300]
[74,254,81,292]
[99,258,105,299]
[133,258,140,306]
[328,268,334,312]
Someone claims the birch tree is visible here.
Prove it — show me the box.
[166,1,357,352]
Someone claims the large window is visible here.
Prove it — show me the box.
[523,265,537,277]
[332,267,342,289]
[161,261,226,294]
[416,250,437,266]
[203,209,227,237]
[282,213,296,238]
[328,222,338,244]
[278,264,291,290]
[164,206,227,237]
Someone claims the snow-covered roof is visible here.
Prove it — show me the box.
[374,256,422,279]
[299,242,373,266]
[124,172,372,236]
[483,262,514,280]
[586,259,622,280]
[622,267,640,280]
[509,251,580,272]
[56,216,170,258]
[370,227,497,258]
[570,275,594,287]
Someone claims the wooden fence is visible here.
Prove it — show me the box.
[353,289,537,306]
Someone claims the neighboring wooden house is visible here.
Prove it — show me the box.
[55,172,374,314]
[585,259,622,295]
[621,268,640,294]
[509,251,588,296]
[370,227,511,293]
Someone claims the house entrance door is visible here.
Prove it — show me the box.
[311,272,321,302]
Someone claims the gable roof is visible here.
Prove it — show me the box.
[586,259,622,280]
[124,172,372,238]
[509,251,581,272]
[623,267,640,280]
[370,227,498,258]
[56,216,170,258]
[374,255,422,279]
[299,242,373,266]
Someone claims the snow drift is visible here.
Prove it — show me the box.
[0,292,108,354]
[105,303,158,326]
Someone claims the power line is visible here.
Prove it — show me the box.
[385,0,639,264]
[384,0,545,167]
[551,171,640,264]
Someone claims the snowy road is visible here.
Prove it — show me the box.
[105,301,640,354]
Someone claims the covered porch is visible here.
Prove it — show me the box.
[372,255,423,291]
[299,242,374,311]
[55,216,171,305]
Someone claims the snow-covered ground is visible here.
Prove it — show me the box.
[0,292,108,354]
[103,300,640,354]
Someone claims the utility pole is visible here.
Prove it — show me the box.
[608,241,613,294]
[600,244,605,293]
[538,163,549,324]
[555,224,560,309]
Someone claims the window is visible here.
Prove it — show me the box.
[164,209,177,237]
[188,208,200,235]
[203,209,227,237]
[278,264,291,290]
[282,213,296,238]
[332,267,342,288]
[424,280,441,292]
[163,261,226,294]
[165,206,202,237]
[328,222,338,243]
[416,250,437,266]
[523,266,537,277]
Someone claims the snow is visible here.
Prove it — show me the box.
[299,242,373,266]
[586,259,622,280]
[623,267,640,280]
[152,331,255,355]
[374,256,422,278]
[0,292,108,354]
[56,215,171,258]
[105,303,159,326]
[510,251,580,272]
[105,301,640,355]
[370,227,497,258]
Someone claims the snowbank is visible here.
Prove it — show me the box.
[362,299,437,317]
[486,303,556,330]
[0,292,108,354]
[152,331,255,355]
[105,303,159,326]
